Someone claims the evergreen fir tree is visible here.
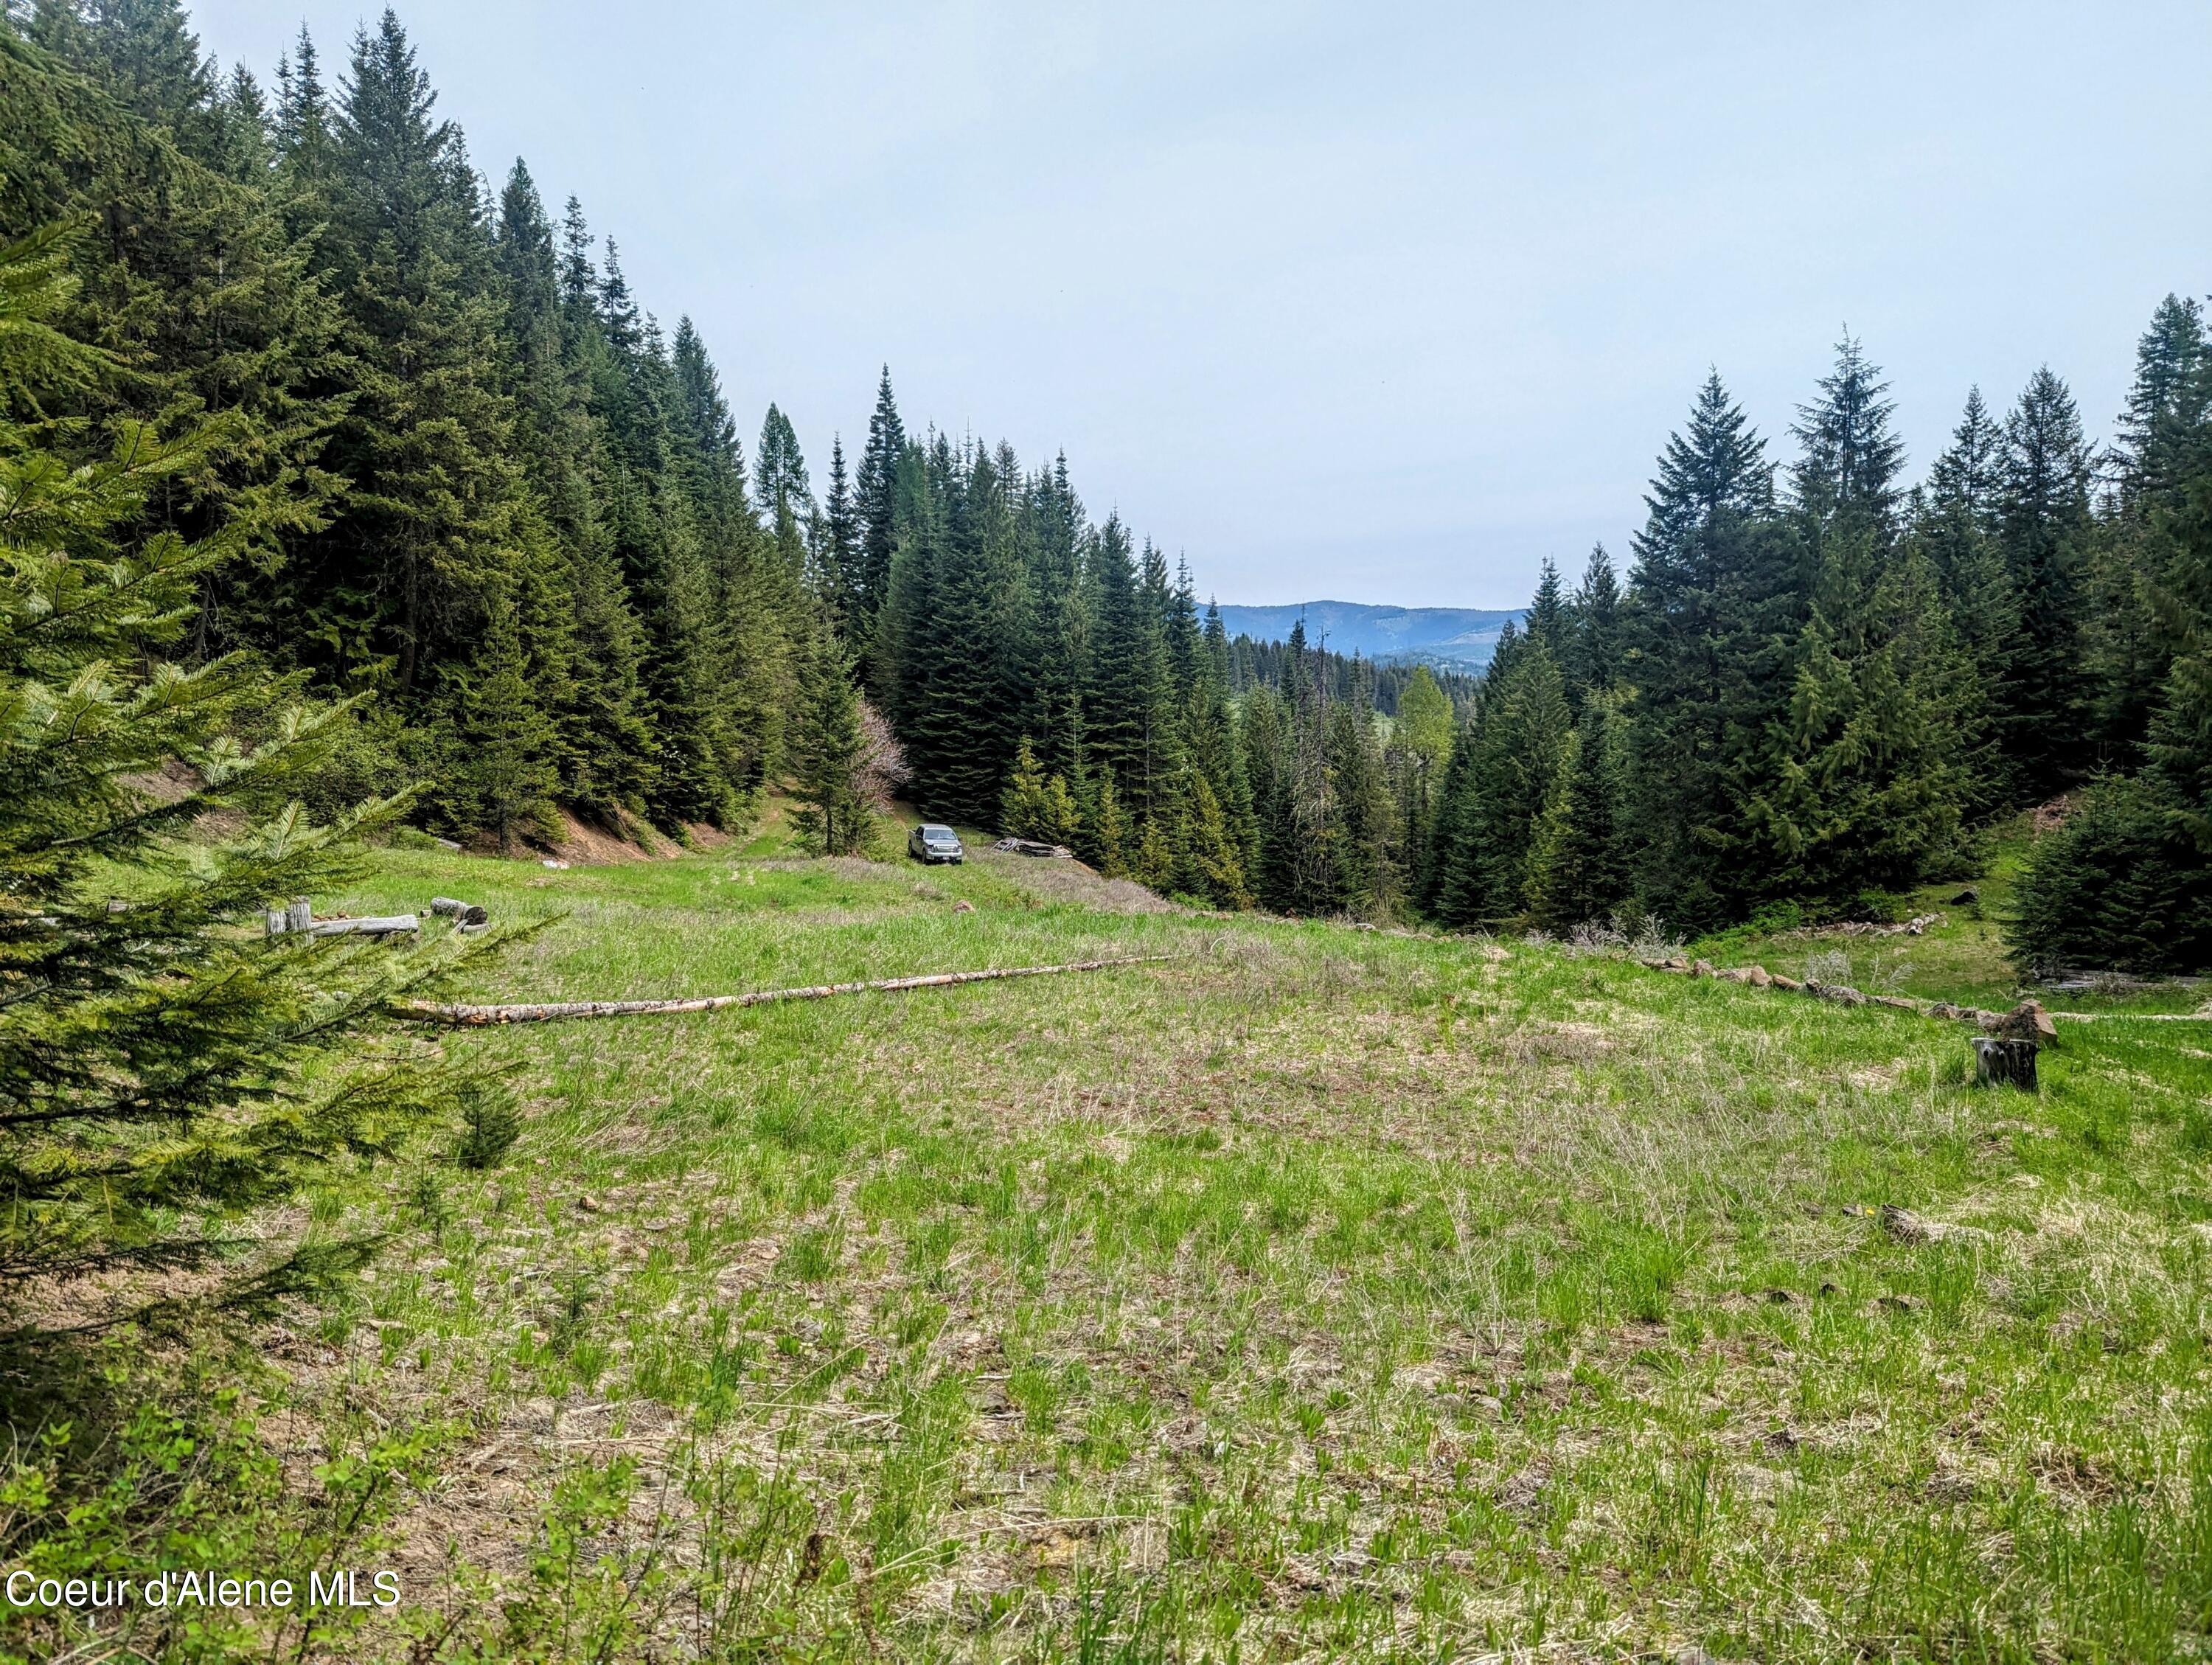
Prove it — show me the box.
[787,614,874,856]
[1753,336,1976,906]
[273,24,333,183]
[1001,737,1053,839]
[0,222,477,1325]
[1564,543,1621,702]
[1994,367,2096,795]
[1082,768,1130,877]
[1173,770,1252,908]
[854,366,905,665]
[756,403,812,576]
[1023,454,1091,780]
[1239,682,1295,911]
[1388,663,1453,893]
[1279,621,1340,914]
[1323,675,1394,917]
[1916,387,2012,806]
[1531,688,1635,929]
[1085,514,1176,821]
[822,434,859,629]
[2089,299,2211,758]
[440,593,560,849]
[1525,557,1568,656]
[1430,639,1575,928]
[1621,372,1794,930]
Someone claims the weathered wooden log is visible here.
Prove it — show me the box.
[267,897,316,935]
[431,897,490,925]
[1974,1037,2038,1091]
[307,914,420,937]
[403,953,1178,1026]
[2047,1009,2212,1022]
[990,837,1074,858]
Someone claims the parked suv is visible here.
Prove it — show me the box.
[908,823,965,864]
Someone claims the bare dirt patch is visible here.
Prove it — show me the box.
[546,807,687,865]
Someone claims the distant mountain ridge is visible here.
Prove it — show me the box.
[1214,601,1523,670]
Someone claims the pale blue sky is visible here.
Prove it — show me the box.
[192,1,2212,608]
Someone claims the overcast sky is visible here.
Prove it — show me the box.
[192,1,2212,608]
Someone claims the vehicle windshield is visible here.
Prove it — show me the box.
[921,827,956,841]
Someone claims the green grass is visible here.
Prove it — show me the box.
[48,841,2212,1661]
[1685,827,2210,1016]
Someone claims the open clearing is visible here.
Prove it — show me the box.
[229,844,2212,1661]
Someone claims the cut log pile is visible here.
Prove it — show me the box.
[1642,955,2059,1044]
[991,837,1075,859]
[266,894,494,939]
[264,897,419,938]
[1780,914,1944,939]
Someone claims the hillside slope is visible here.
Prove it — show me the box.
[48,844,2208,1663]
[1216,599,1523,667]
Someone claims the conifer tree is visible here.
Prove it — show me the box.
[978,730,1081,848]
[0,223,476,1325]
[273,24,333,184]
[1279,621,1340,914]
[1916,387,2012,807]
[854,366,905,663]
[1085,515,1175,820]
[1174,770,1253,908]
[1752,337,1975,906]
[821,434,859,628]
[2089,298,2211,757]
[1622,372,1793,930]
[898,442,1029,821]
[1525,557,1568,656]
[1001,737,1053,840]
[1020,458,1091,780]
[1531,688,1634,928]
[787,615,874,856]
[1564,543,1621,703]
[1082,769,1130,877]
[1239,683,1295,911]
[1994,367,2096,795]
[1430,640,1574,927]
[440,594,560,849]
[1390,663,1454,885]
[1323,675,1394,916]
[756,403,812,576]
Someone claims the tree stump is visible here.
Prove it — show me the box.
[1974,1037,2038,1091]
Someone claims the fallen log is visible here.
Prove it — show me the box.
[403,953,1178,1026]
[2046,1009,2212,1021]
[991,837,1074,858]
[307,914,420,937]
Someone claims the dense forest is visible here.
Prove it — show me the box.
[4,1,2209,966]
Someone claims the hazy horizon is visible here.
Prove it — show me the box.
[192,1,2212,609]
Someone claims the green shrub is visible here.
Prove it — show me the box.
[2008,777,2212,974]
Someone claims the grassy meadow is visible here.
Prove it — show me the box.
[27,833,2212,1663]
